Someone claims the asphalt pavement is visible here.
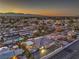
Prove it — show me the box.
[48,38,79,59]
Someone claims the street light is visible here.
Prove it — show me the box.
[41,49,46,54]
[10,56,18,59]
[40,46,47,54]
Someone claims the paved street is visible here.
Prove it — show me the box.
[69,50,79,59]
[48,38,79,59]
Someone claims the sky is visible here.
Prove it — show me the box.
[0,0,79,16]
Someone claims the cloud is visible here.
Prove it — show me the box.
[0,0,79,16]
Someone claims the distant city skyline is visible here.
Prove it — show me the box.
[0,0,79,16]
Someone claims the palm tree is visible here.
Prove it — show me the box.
[17,42,34,59]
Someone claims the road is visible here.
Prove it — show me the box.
[48,38,79,59]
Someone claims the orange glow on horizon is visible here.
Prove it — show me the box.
[0,7,71,16]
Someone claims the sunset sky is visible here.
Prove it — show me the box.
[0,0,79,16]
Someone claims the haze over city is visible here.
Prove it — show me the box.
[0,0,79,59]
[0,0,79,16]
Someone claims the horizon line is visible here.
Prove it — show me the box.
[0,12,79,17]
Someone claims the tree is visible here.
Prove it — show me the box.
[17,42,34,59]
